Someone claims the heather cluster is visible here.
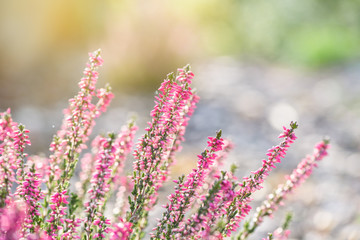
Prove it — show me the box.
[0,50,329,240]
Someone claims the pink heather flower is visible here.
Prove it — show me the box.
[178,139,235,238]
[112,176,133,220]
[202,139,234,191]
[13,125,31,180]
[92,216,111,240]
[180,171,237,239]
[83,134,117,239]
[46,49,112,194]
[152,93,200,195]
[189,140,237,236]
[46,190,69,237]
[111,121,138,188]
[152,131,224,239]
[271,228,291,240]
[107,122,137,220]
[15,163,44,237]
[76,119,136,207]
[128,66,197,234]
[27,155,48,181]
[215,122,298,237]
[239,140,329,239]
[62,217,82,240]
[165,93,200,171]
[110,218,133,240]
[0,110,30,207]
[95,84,114,116]
[0,108,17,144]
[0,110,18,206]
[45,49,113,234]
[75,135,106,203]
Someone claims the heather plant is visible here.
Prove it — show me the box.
[0,49,330,240]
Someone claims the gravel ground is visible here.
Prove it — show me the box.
[8,58,360,240]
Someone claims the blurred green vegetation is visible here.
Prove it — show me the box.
[186,0,360,66]
[1,0,360,106]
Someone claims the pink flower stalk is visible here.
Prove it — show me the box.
[91,216,112,240]
[83,134,117,239]
[110,177,134,240]
[152,131,224,239]
[173,139,234,239]
[269,228,291,240]
[0,110,30,207]
[216,122,298,237]
[165,93,200,169]
[46,49,113,194]
[46,190,70,238]
[95,84,114,116]
[15,163,44,237]
[0,108,16,144]
[45,50,113,235]
[28,155,48,181]
[110,121,138,188]
[238,140,329,240]
[62,217,82,240]
[113,176,133,220]
[202,139,234,191]
[12,125,31,189]
[75,135,104,204]
[110,218,133,240]
[180,171,237,239]
[181,129,289,239]
[128,66,196,235]
[0,110,17,204]
[76,121,136,208]
[106,122,137,220]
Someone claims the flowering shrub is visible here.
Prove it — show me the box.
[0,49,329,240]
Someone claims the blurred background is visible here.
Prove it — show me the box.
[1,0,360,239]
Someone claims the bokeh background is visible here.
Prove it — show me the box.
[1,1,360,239]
